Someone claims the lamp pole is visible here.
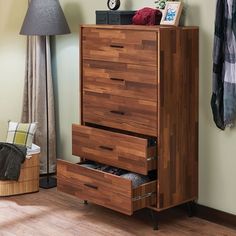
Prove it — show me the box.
[39,35,57,188]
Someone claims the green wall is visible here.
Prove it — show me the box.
[0,1,27,138]
[0,0,236,215]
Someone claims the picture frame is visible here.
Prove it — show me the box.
[160,1,183,26]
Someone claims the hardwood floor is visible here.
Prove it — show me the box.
[0,189,235,236]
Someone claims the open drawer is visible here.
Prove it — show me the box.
[72,124,157,175]
[57,160,157,215]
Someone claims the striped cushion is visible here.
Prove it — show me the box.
[6,121,37,148]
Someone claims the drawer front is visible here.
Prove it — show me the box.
[83,60,157,102]
[82,28,157,66]
[83,91,157,137]
[57,160,157,215]
[72,125,157,175]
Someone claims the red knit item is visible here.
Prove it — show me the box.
[132,7,162,26]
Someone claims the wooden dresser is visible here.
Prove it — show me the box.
[57,25,199,227]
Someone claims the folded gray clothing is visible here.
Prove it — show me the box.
[0,142,26,181]
[100,166,127,175]
[80,162,151,188]
[80,163,98,169]
[81,163,127,175]
[120,173,150,188]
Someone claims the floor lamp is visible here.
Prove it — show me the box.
[20,0,70,188]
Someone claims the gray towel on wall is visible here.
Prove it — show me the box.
[211,0,236,129]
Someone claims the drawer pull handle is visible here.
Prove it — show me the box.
[99,145,114,151]
[132,192,154,201]
[84,183,98,190]
[147,157,157,162]
[110,44,124,49]
[110,110,125,115]
[110,77,125,82]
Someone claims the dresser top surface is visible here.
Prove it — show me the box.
[81,24,199,31]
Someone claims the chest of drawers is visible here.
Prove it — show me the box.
[58,25,199,223]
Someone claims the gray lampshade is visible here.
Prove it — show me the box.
[20,0,70,36]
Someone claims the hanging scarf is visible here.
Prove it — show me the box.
[211,0,236,129]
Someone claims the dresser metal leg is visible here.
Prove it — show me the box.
[186,201,195,217]
[150,209,159,230]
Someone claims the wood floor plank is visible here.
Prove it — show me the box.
[0,189,235,236]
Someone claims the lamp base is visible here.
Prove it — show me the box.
[39,176,57,189]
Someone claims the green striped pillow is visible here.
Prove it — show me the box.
[6,121,37,148]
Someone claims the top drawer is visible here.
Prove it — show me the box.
[82,27,157,66]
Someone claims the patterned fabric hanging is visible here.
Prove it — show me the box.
[211,0,236,129]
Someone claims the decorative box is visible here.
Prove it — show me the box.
[96,11,109,24]
[96,10,136,25]
[108,11,136,25]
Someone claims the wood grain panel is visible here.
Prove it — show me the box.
[23,154,39,168]
[57,160,157,215]
[83,91,157,137]
[157,28,199,209]
[57,160,133,215]
[133,181,157,212]
[0,180,39,197]
[82,27,157,66]
[72,124,156,175]
[83,60,157,101]
[81,24,199,31]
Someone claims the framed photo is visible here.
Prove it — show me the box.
[160,1,183,26]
